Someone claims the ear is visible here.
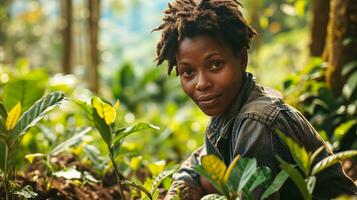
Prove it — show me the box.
[239,49,248,72]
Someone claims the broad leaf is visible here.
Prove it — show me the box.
[91,97,116,125]
[9,92,65,146]
[237,158,257,192]
[111,123,159,148]
[276,130,309,175]
[6,102,21,130]
[150,169,175,195]
[276,156,311,200]
[50,127,92,156]
[311,150,357,176]
[92,107,112,145]
[4,79,45,112]
[201,154,227,183]
[261,170,289,199]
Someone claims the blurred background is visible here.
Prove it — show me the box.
[0,0,356,192]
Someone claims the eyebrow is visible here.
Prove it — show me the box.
[177,52,222,66]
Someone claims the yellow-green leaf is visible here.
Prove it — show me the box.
[201,155,226,183]
[223,154,240,182]
[113,100,120,110]
[6,102,21,130]
[91,97,116,125]
[25,153,45,164]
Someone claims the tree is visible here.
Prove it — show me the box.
[323,0,357,95]
[60,0,73,74]
[88,0,100,93]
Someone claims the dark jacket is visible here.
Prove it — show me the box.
[165,73,357,199]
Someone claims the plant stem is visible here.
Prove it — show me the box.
[4,143,9,200]
[110,154,125,199]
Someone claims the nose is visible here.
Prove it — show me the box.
[195,72,212,91]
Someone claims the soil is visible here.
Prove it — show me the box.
[3,153,166,200]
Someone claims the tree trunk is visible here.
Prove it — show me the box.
[324,0,357,95]
[61,0,73,74]
[309,0,330,57]
[88,0,100,93]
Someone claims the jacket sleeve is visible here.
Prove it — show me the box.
[164,146,206,200]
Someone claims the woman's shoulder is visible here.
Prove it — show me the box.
[237,84,291,126]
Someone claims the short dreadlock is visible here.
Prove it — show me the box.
[153,0,257,75]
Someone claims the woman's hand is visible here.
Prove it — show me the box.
[199,175,219,194]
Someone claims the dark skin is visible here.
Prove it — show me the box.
[176,35,248,194]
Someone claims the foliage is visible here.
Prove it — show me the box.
[194,154,289,200]
[276,130,357,200]
[283,58,357,152]
[87,96,160,199]
[0,92,64,200]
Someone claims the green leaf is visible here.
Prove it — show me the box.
[309,146,325,166]
[9,92,65,146]
[261,170,289,199]
[237,158,257,192]
[92,107,112,145]
[342,72,357,98]
[201,194,228,200]
[0,102,7,119]
[50,127,92,156]
[121,180,152,200]
[311,150,357,176]
[84,145,107,171]
[341,61,357,76]
[276,130,310,175]
[53,167,81,179]
[13,185,37,198]
[247,167,272,192]
[111,123,159,148]
[24,153,45,164]
[333,120,357,142]
[150,169,175,195]
[4,79,45,112]
[306,176,316,194]
[276,156,311,200]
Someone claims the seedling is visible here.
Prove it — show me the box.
[0,92,65,200]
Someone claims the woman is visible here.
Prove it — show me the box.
[153,0,357,199]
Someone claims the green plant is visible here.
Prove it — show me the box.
[24,126,92,190]
[283,59,357,151]
[86,96,160,199]
[0,92,65,200]
[194,154,289,200]
[276,130,357,200]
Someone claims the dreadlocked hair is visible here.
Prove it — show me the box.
[153,0,257,75]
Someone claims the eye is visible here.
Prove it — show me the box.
[179,67,195,78]
[210,61,223,70]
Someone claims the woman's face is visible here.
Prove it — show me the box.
[176,35,247,116]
